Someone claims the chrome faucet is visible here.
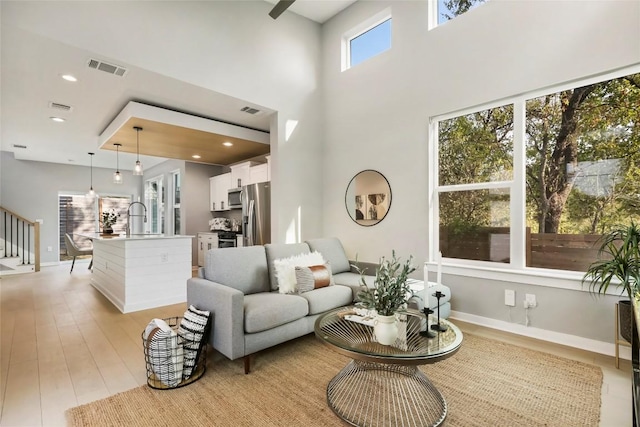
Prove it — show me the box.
[126,201,147,236]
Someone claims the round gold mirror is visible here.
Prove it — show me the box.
[345,170,391,226]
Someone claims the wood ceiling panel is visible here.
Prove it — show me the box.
[103,118,270,165]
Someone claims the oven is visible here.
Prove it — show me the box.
[217,231,238,248]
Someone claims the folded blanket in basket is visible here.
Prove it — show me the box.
[144,318,184,387]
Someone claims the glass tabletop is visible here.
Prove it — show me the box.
[314,306,463,365]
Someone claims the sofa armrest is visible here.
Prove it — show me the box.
[187,277,245,361]
[349,260,379,276]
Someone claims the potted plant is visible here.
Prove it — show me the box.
[356,251,416,345]
[101,209,120,234]
[583,221,640,342]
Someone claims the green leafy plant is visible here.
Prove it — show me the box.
[356,251,417,316]
[582,221,640,299]
[101,209,120,228]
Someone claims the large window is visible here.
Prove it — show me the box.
[342,9,391,71]
[58,194,129,259]
[434,70,640,273]
[438,105,513,264]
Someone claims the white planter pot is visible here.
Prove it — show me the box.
[374,314,398,345]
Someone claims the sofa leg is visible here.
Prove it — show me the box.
[244,356,251,374]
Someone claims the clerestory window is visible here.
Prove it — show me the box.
[342,8,392,71]
[430,0,488,29]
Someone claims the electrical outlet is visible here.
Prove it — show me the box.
[161,253,169,263]
[504,289,515,307]
[525,293,537,308]
[47,246,52,252]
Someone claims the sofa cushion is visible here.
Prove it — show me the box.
[295,263,335,293]
[204,246,269,295]
[273,251,326,294]
[243,293,309,333]
[306,238,351,274]
[297,285,353,315]
[265,242,311,291]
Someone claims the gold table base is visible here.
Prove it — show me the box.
[327,360,447,427]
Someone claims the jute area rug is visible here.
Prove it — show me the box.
[67,333,602,427]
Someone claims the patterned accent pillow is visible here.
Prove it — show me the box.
[143,318,184,387]
[274,251,326,293]
[295,262,335,293]
[178,306,211,380]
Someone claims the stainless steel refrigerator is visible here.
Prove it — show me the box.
[241,182,271,246]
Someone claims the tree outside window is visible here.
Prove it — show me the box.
[436,72,640,272]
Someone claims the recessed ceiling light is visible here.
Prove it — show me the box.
[50,117,65,122]
[223,142,233,147]
[192,154,201,159]
[61,74,78,82]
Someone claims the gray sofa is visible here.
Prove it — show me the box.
[187,237,451,373]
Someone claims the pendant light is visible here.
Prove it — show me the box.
[113,143,123,184]
[133,126,143,175]
[87,152,96,197]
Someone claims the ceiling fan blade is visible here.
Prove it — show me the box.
[269,0,296,19]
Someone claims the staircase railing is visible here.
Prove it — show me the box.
[0,206,40,272]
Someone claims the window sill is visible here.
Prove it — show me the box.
[426,261,621,295]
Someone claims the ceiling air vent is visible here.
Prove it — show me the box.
[13,144,27,149]
[240,106,261,115]
[87,58,128,77]
[49,102,73,112]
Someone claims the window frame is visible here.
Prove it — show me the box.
[170,169,181,235]
[341,8,392,72]
[145,175,164,235]
[428,64,640,291]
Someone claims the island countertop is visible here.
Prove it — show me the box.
[78,233,194,241]
[83,234,193,313]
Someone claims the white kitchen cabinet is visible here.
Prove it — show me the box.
[209,173,232,211]
[249,163,269,184]
[197,232,218,266]
[230,161,259,189]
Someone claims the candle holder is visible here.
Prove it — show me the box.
[430,291,448,332]
[420,307,436,338]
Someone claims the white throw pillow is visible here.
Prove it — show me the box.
[274,251,326,293]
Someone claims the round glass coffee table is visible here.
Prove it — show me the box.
[314,306,462,427]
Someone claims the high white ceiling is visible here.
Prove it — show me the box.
[264,0,357,23]
[0,0,356,170]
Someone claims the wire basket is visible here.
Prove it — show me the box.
[142,316,210,390]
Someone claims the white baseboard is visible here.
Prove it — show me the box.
[450,310,631,361]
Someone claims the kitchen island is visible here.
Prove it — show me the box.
[79,234,194,313]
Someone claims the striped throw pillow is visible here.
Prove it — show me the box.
[178,306,211,380]
[144,318,184,387]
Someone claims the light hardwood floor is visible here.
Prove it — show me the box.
[0,263,633,426]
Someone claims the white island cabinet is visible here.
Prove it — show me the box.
[80,234,194,313]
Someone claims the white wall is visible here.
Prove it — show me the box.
[321,0,640,344]
[4,0,325,244]
[184,162,223,262]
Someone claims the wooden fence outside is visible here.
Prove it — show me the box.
[440,226,604,272]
